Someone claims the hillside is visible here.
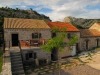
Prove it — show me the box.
[64,16,100,29]
[0,7,51,45]
[0,7,51,30]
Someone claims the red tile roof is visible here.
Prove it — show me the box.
[48,22,79,32]
[80,29,100,37]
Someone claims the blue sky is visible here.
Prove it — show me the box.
[0,0,100,21]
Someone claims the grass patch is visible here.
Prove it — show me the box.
[0,51,3,73]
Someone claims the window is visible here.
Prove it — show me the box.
[52,33,56,38]
[67,33,71,39]
[32,33,41,39]
[25,52,33,60]
[29,53,33,58]
[25,52,37,60]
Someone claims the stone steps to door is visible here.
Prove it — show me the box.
[12,67,23,72]
[12,70,25,75]
[10,49,25,75]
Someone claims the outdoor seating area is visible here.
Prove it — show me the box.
[19,39,46,48]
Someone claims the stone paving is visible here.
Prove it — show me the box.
[24,48,100,75]
[46,65,100,75]
[1,48,12,75]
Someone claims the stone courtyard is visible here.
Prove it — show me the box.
[24,48,100,75]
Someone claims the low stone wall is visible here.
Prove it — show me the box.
[21,47,51,63]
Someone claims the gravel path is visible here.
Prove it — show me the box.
[46,65,100,75]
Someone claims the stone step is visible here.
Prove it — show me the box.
[11,63,23,68]
[11,62,22,65]
[11,55,21,59]
[12,65,23,69]
[13,74,25,75]
[11,60,22,63]
[11,51,21,53]
[11,53,21,56]
[11,58,22,61]
[12,70,24,74]
[12,73,25,75]
[12,70,25,75]
[12,67,24,72]
[11,54,21,56]
[11,53,20,55]
[10,51,25,75]
[11,60,22,64]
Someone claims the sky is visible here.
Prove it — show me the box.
[0,0,100,21]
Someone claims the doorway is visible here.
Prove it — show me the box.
[96,39,99,47]
[86,40,89,50]
[76,43,80,53]
[51,48,58,61]
[12,34,19,46]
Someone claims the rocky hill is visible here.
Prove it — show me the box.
[0,7,51,29]
[64,16,100,29]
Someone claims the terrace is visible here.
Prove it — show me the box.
[19,38,47,50]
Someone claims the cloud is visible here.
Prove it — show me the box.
[0,0,100,21]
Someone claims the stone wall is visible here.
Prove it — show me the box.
[4,28,51,47]
[57,31,80,57]
[79,37,100,51]
[68,32,80,43]
[21,48,51,62]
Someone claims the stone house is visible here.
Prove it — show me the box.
[4,18,81,62]
[48,22,80,59]
[89,22,100,31]
[4,17,100,64]
[3,18,51,62]
[79,22,100,51]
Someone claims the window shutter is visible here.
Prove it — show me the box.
[32,33,35,39]
[39,33,41,38]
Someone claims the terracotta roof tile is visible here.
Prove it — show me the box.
[80,29,100,37]
[4,18,50,29]
[48,22,79,32]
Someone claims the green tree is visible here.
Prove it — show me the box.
[41,27,78,75]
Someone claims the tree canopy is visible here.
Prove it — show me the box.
[41,27,78,53]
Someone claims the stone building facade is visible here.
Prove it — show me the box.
[4,17,100,63]
[4,18,81,62]
[79,29,100,51]
[48,22,80,58]
[4,18,51,62]
[4,28,51,47]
